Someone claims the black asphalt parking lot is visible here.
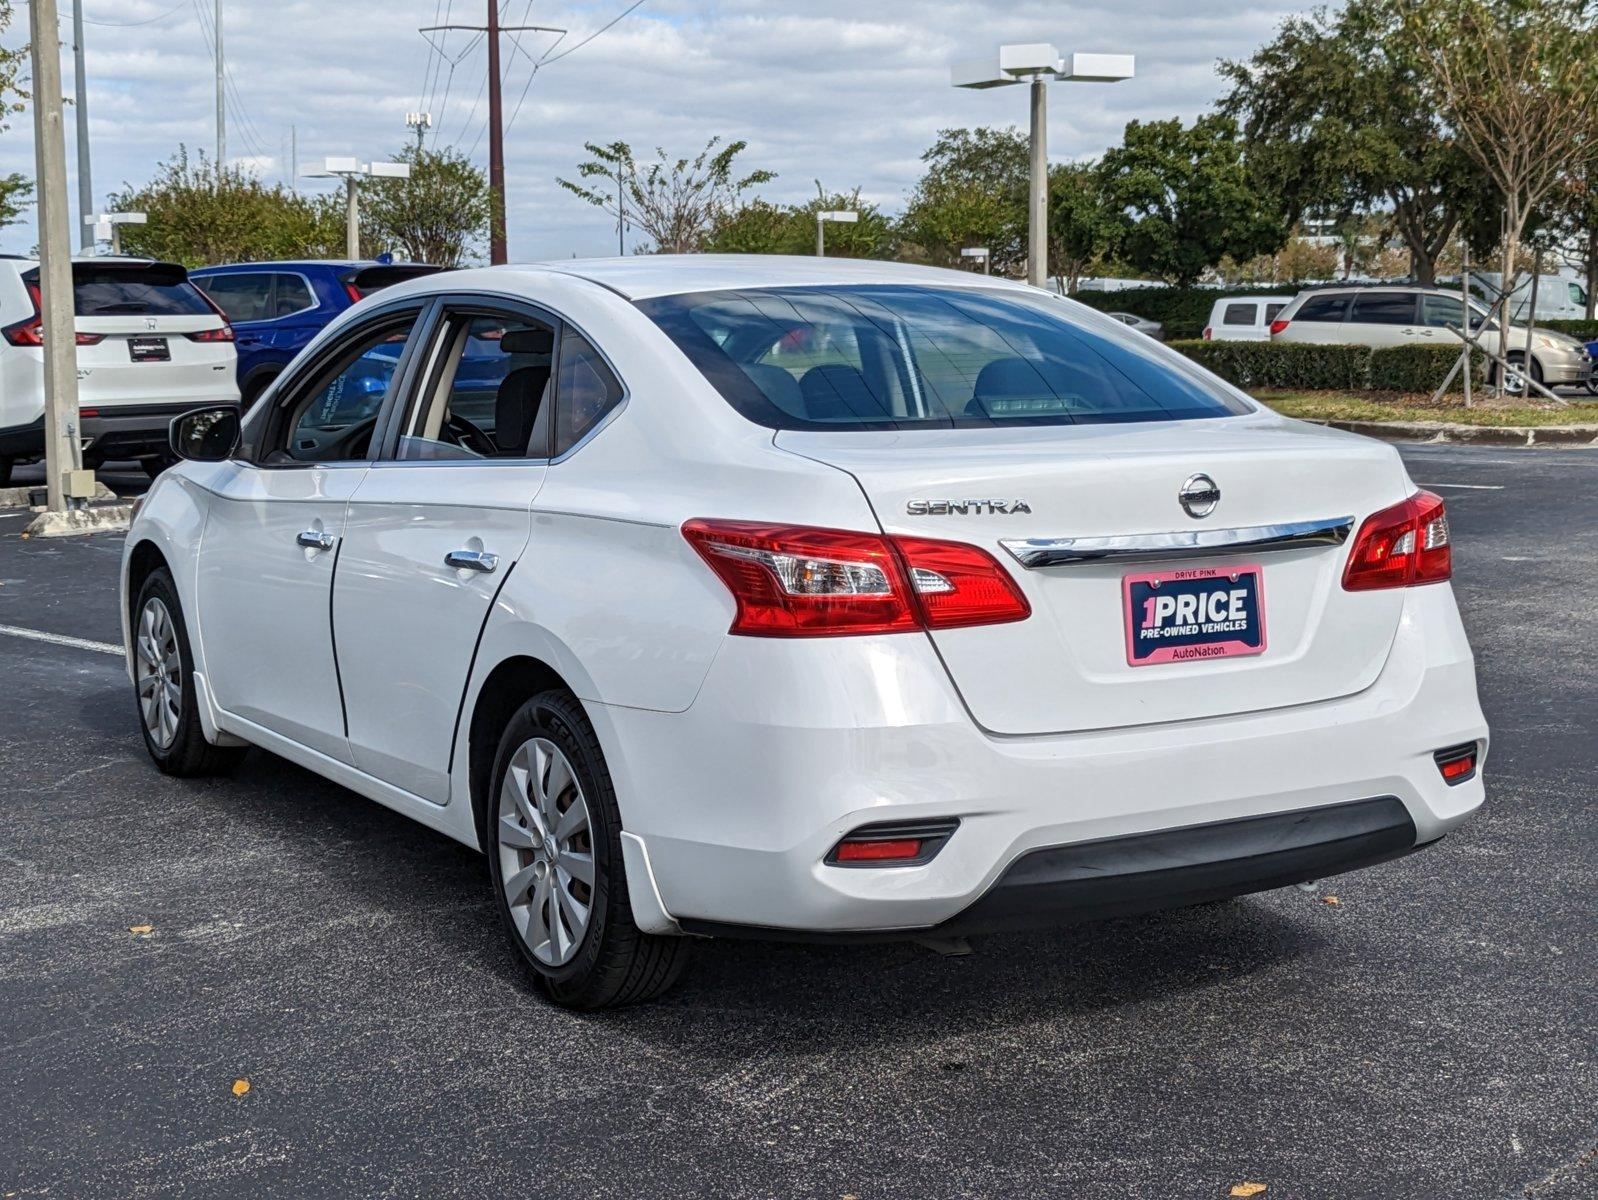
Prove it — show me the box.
[1,444,1594,1200]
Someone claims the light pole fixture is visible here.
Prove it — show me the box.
[952,45,1134,287]
[961,246,991,275]
[816,210,859,257]
[302,157,411,259]
[84,211,147,256]
[405,111,432,150]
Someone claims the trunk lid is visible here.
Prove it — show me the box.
[777,415,1414,736]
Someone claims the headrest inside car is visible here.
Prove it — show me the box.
[500,326,554,355]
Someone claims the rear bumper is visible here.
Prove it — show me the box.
[596,584,1487,936]
[682,797,1419,940]
[0,402,209,462]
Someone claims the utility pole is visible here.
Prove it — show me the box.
[71,0,92,251]
[406,111,433,151]
[419,10,565,265]
[290,125,298,193]
[486,0,504,263]
[29,0,88,517]
[214,0,225,171]
[1027,75,1046,288]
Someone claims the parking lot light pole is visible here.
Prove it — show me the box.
[85,212,147,256]
[303,158,411,259]
[952,46,1134,287]
[29,0,88,515]
[961,246,992,275]
[815,210,859,257]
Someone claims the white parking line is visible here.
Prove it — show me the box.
[1422,483,1506,490]
[0,624,123,656]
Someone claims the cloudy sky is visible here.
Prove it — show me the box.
[0,0,1309,261]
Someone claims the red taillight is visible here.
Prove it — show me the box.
[3,282,101,345]
[185,325,235,342]
[1269,318,1290,336]
[79,408,99,419]
[1202,326,1213,340]
[682,519,1031,638]
[1342,491,1452,592]
[835,838,924,862]
[344,282,365,305]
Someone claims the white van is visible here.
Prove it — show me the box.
[1202,295,1294,342]
[1455,272,1589,323]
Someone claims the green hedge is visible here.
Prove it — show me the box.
[1071,286,1287,340]
[1171,340,1482,394]
[1542,319,1598,341]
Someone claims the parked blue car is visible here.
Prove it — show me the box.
[189,260,444,406]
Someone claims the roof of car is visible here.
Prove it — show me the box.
[189,260,390,273]
[523,254,1039,301]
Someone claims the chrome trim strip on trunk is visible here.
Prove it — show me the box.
[1000,515,1356,568]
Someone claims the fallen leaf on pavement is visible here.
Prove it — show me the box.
[1322,895,1341,906]
[231,1078,250,1096]
[1230,1184,1268,1197]
[128,924,153,935]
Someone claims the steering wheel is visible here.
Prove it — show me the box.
[444,412,497,456]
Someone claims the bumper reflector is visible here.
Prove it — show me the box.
[1434,743,1479,785]
[826,818,960,868]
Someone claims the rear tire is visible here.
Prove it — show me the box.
[132,569,246,778]
[487,689,690,1009]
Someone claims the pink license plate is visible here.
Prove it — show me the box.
[1123,564,1267,667]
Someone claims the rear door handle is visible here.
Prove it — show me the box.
[445,549,499,573]
[296,530,336,551]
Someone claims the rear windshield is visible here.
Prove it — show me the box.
[26,264,214,317]
[638,285,1248,430]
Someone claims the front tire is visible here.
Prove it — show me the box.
[1497,353,1540,397]
[487,689,690,1009]
[132,569,246,777]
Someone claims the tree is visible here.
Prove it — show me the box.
[1098,114,1288,286]
[708,183,895,258]
[0,0,25,132]
[898,127,1028,273]
[0,171,29,232]
[107,148,344,267]
[1220,0,1477,285]
[359,144,492,266]
[558,136,774,254]
[1047,162,1115,293]
[1406,0,1598,368]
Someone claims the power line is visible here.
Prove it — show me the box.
[78,0,188,27]
[537,0,645,66]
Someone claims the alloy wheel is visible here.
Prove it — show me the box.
[135,597,182,750]
[496,737,596,967]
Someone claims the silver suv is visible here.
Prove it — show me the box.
[1270,285,1590,393]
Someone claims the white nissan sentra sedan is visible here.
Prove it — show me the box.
[122,256,1488,1009]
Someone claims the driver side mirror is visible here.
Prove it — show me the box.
[170,405,241,462]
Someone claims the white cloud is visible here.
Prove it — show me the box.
[0,0,1308,260]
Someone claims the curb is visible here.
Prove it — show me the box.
[1306,418,1598,448]
[0,481,119,509]
[23,504,133,539]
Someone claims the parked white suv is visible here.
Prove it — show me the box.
[0,256,239,484]
[1203,295,1293,342]
[122,256,1487,1009]
[1270,285,1591,393]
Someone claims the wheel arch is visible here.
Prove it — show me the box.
[125,538,171,622]
[466,655,575,850]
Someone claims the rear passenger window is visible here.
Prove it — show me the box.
[1349,293,1416,325]
[552,331,623,456]
[196,273,272,323]
[272,274,315,317]
[1264,303,1287,324]
[1222,303,1257,326]
[1293,294,1350,323]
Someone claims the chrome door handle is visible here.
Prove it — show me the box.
[445,549,499,573]
[296,530,336,551]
